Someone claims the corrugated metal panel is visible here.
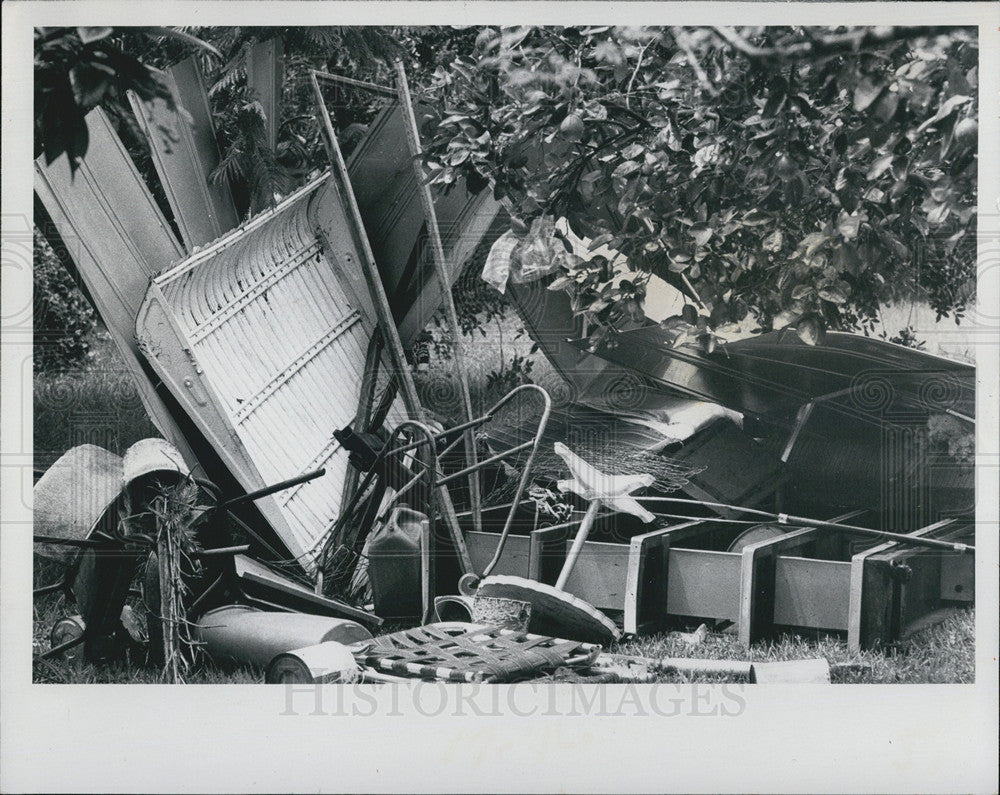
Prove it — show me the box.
[347,104,503,344]
[246,38,283,151]
[128,57,239,250]
[33,108,197,466]
[136,172,407,572]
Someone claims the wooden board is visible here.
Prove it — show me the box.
[848,518,967,651]
[560,540,631,612]
[940,553,974,602]
[666,549,742,621]
[466,531,532,578]
[773,557,852,631]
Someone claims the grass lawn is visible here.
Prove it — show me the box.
[32,308,977,684]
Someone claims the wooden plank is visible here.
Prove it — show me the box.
[940,552,974,603]
[128,57,239,249]
[466,531,532,578]
[246,38,283,151]
[622,520,713,633]
[667,549,742,621]
[738,509,865,646]
[882,525,972,634]
[773,557,852,630]
[623,527,670,634]
[33,108,196,466]
[738,526,819,647]
[560,540,630,612]
[848,518,957,651]
[622,520,705,634]
[529,523,571,584]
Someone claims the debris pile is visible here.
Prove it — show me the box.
[33,55,975,684]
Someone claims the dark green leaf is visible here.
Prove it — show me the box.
[76,27,113,44]
[853,76,884,113]
[796,314,827,346]
[690,225,713,247]
[818,282,849,304]
[916,94,972,134]
[866,154,894,182]
[138,27,224,59]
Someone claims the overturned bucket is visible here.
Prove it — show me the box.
[433,594,531,632]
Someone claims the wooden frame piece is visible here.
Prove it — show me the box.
[738,509,865,647]
[738,526,821,647]
[623,520,708,634]
[847,518,967,652]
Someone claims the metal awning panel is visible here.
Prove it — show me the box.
[347,103,503,344]
[128,56,239,250]
[33,108,197,465]
[136,172,407,572]
[572,324,975,421]
[246,38,283,151]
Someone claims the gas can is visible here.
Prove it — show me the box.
[367,507,430,619]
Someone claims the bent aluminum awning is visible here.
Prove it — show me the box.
[128,56,239,250]
[33,108,197,466]
[346,102,504,345]
[571,323,975,422]
[136,172,408,573]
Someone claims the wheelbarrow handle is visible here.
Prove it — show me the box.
[217,468,326,511]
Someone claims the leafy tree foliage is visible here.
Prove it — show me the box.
[33,228,96,372]
[34,27,220,173]
[419,26,979,344]
[34,25,977,356]
[200,27,404,214]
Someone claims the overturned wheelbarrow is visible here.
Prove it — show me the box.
[35,439,194,663]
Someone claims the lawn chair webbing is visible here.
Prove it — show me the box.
[358,625,595,683]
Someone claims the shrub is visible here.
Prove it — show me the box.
[33,228,96,373]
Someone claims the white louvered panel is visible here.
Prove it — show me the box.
[138,174,409,572]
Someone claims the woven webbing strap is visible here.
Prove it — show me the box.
[361,625,589,682]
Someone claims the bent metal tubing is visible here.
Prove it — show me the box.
[635,495,974,553]
[380,385,553,582]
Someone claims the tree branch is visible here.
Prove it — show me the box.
[672,27,719,98]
